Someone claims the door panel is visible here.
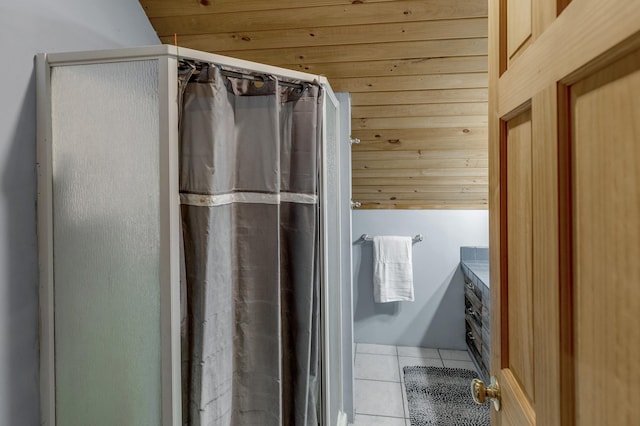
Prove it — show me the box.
[506,0,532,59]
[489,0,640,425]
[505,110,535,404]
[501,370,535,425]
[571,50,640,426]
[531,86,563,426]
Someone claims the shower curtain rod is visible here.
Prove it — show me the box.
[180,60,305,90]
[221,69,305,90]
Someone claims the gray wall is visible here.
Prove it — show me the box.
[352,210,489,349]
[0,2,159,424]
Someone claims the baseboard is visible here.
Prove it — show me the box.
[336,411,348,426]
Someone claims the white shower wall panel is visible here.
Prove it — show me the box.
[51,60,162,426]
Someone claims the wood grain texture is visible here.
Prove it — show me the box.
[142,0,397,18]
[353,148,487,160]
[353,115,488,130]
[498,0,640,117]
[218,39,488,66]
[488,0,503,421]
[352,127,487,148]
[148,0,488,35]
[279,56,488,79]
[142,0,489,209]
[354,144,487,156]
[357,202,487,209]
[572,48,640,426]
[352,102,488,118]
[506,109,535,403]
[354,184,488,193]
[353,167,487,178]
[493,2,640,424]
[353,157,488,170]
[351,88,488,106]
[531,86,562,426]
[556,83,575,426]
[507,0,532,58]
[502,370,536,426]
[531,0,556,38]
[354,191,487,201]
[353,176,488,187]
[331,73,488,92]
[162,19,488,51]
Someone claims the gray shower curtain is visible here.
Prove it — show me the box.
[179,65,323,426]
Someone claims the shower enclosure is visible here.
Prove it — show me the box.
[36,45,350,426]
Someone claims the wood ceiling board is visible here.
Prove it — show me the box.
[277,56,488,79]
[353,140,488,152]
[354,192,488,201]
[161,18,488,51]
[213,38,487,67]
[141,0,397,18]
[351,88,488,105]
[355,185,489,194]
[358,201,488,209]
[353,158,488,169]
[351,128,487,150]
[149,0,488,36]
[352,168,488,178]
[352,176,489,186]
[352,103,488,119]
[353,115,488,130]
[353,149,488,160]
[352,139,487,156]
[332,72,488,92]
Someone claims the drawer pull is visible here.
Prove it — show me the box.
[467,331,476,340]
[466,282,474,290]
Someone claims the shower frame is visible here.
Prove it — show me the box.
[36,45,346,426]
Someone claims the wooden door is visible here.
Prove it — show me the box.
[488,0,640,425]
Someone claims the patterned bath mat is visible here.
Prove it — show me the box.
[403,366,490,426]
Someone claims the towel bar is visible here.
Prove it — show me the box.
[358,234,423,243]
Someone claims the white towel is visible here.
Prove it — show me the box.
[372,236,414,303]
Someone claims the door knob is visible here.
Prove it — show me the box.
[470,376,501,411]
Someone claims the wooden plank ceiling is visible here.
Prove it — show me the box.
[140,0,488,209]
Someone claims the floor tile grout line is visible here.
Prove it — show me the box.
[354,378,401,383]
[399,379,407,420]
[354,377,401,384]
[355,413,406,419]
[395,350,401,417]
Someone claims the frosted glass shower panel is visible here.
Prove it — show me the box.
[324,90,343,425]
[51,61,162,425]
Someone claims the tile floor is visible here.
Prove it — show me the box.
[351,343,477,426]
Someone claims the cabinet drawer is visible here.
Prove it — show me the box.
[465,285,482,312]
[465,300,482,324]
[464,275,482,300]
[465,318,482,353]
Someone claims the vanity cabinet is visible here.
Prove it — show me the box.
[460,247,490,381]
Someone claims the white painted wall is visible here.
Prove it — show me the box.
[352,210,489,349]
[0,2,159,424]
